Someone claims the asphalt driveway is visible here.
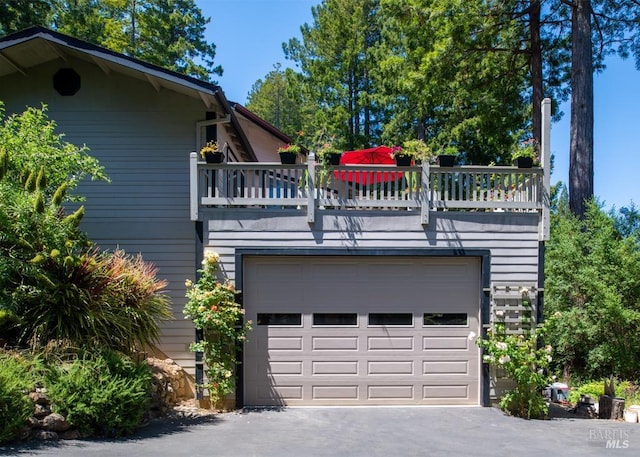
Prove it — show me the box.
[1,406,638,457]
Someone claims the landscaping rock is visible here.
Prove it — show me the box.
[29,391,50,405]
[41,413,70,432]
[30,430,58,441]
[146,357,193,411]
[33,403,51,418]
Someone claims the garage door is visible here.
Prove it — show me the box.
[243,255,480,406]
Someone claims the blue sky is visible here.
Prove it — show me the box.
[198,0,639,210]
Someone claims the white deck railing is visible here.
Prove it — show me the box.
[190,158,546,225]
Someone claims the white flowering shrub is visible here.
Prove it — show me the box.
[183,252,252,405]
[478,323,552,419]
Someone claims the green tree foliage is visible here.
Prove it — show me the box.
[0,0,222,82]
[0,103,108,197]
[545,199,640,381]
[0,0,51,35]
[246,64,305,139]
[377,0,531,164]
[284,0,386,150]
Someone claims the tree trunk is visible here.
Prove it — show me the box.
[569,0,594,217]
[529,0,543,145]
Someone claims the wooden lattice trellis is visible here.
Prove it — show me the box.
[490,283,538,335]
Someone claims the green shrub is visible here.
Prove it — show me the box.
[569,379,639,405]
[478,323,552,419]
[46,350,152,437]
[10,248,171,353]
[0,351,37,443]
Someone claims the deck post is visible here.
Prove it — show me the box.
[420,162,430,225]
[540,98,551,241]
[307,152,316,224]
[190,152,199,221]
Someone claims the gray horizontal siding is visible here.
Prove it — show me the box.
[0,57,206,373]
[204,209,541,287]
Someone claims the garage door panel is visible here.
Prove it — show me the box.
[312,336,359,351]
[367,360,414,375]
[423,336,470,351]
[423,360,468,375]
[244,255,481,406]
[312,361,359,375]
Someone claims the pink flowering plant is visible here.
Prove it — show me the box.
[478,319,552,419]
[183,252,252,404]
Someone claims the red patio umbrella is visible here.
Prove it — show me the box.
[334,146,406,185]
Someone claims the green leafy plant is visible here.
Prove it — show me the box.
[277,143,302,154]
[478,321,552,419]
[398,139,432,162]
[184,252,252,405]
[0,351,40,444]
[46,349,152,437]
[568,379,640,405]
[545,200,640,382]
[11,248,172,353]
[511,138,538,162]
[278,130,305,154]
[441,145,460,157]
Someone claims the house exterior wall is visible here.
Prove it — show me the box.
[0,57,206,371]
[235,114,283,163]
[202,209,540,287]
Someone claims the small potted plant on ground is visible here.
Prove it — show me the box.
[200,140,223,163]
[437,145,459,167]
[512,139,538,168]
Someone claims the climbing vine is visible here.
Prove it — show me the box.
[183,252,252,405]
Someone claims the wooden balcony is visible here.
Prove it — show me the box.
[190,157,550,236]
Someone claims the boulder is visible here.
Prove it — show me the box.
[41,413,70,433]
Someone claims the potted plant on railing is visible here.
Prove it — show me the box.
[200,140,223,163]
[511,139,538,168]
[390,145,412,166]
[277,143,301,164]
[398,139,434,165]
[437,145,459,167]
[317,141,342,165]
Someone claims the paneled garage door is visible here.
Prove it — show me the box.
[243,255,481,406]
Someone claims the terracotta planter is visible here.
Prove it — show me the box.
[279,152,298,164]
[204,152,224,163]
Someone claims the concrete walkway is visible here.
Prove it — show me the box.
[1,407,638,457]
